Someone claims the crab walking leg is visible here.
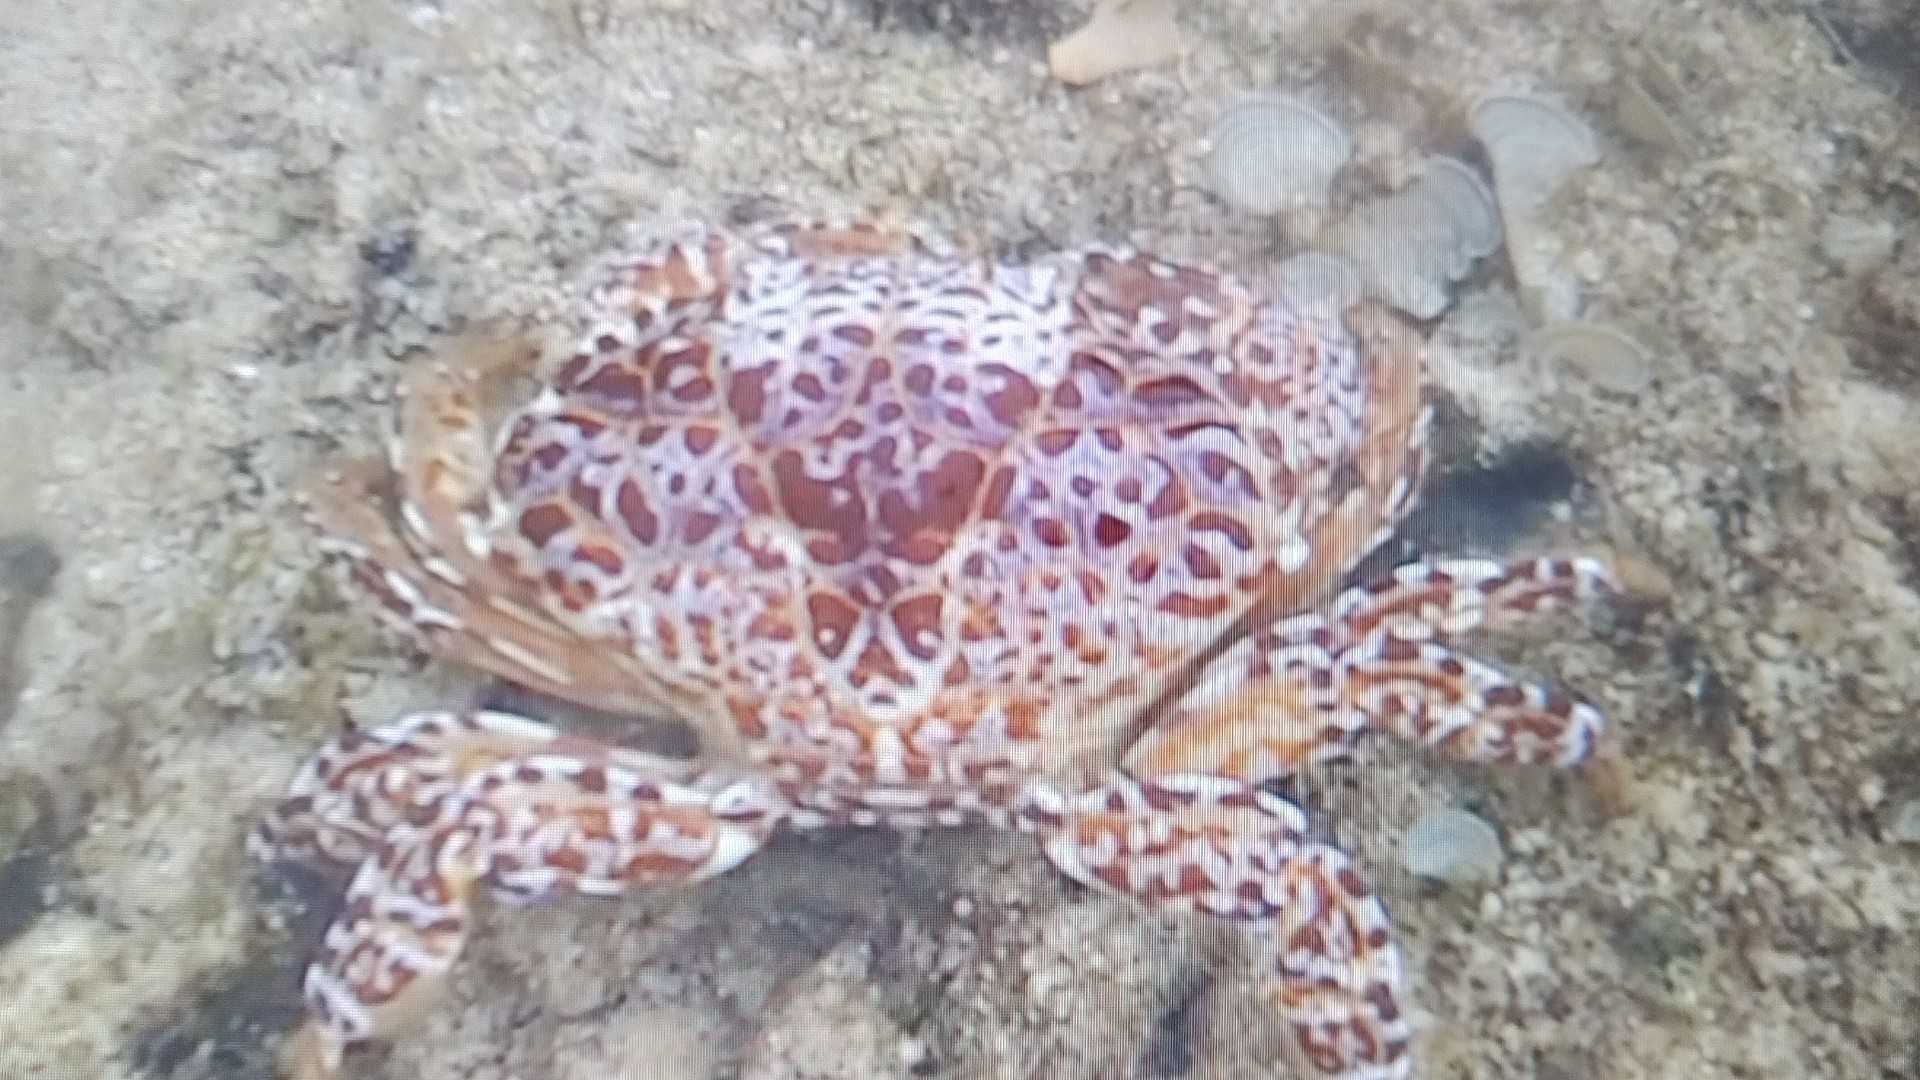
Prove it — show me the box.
[258,712,788,1078]
[1328,555,1618,767]
[1330,556,1619,644]
[1124,556,1620,783]
[1025,774,1410,1079]
[250,710,708,871]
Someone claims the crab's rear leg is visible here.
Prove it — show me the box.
[1125,556,1623,784]
[1024,774,1410,1079]
[305,337,697,713]
[254,710,790,1078]
[249,710,709,871]
[305,454,687,714]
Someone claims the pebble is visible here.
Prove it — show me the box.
[1817,213,1897,275]
[1857,775,1884,810]
[1751,631,1791,660]
[1892,800,1920,844]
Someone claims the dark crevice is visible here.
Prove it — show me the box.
[0,534,60,733]
[1354,433,1584,586]
[1136,971,1212,1077]
[128,952,306,1080]
[1806,2,1920,106]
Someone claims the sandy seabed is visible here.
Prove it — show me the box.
[1,1,1917,1078]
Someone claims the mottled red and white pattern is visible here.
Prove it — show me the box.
[253,218,1625,1080]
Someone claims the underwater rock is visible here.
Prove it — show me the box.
[1048,0,1182,86]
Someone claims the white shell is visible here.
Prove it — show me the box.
[1416,157,1502,260]
[1504,213,1582,321]
[1269,252,1366,318]
[1893,800,1920,844]
[1470,94,1602,215]
[1402,808,1504,884]
[1318,159,1498,319]
[1206,93,1353,215]
[1523,320,1656,394]
[1320,203,1454,318]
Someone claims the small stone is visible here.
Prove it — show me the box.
[1857,775,1884,810]
[1892,800,1920,844]
[1751,631,1791,660]
[1817,214,1897,275]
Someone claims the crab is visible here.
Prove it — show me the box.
[253,218,1627,1079]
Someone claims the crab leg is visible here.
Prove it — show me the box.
[1125,556,1620,784]
[1027,773,1409,1079]
[250,710,710,870]
[1323,556,1619,765]
[253,710,790,1078]
[304,456,696,716]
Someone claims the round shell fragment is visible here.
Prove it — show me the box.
[1269,252,1366,319]
[1471,94,1602,215]
[1416,156,1502,260]
[1319,161,1498,319]
[1206,93,1352,214]
[1323,217,1451,317]
[1523,320,1656,394]
[1403,808,1504,884]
